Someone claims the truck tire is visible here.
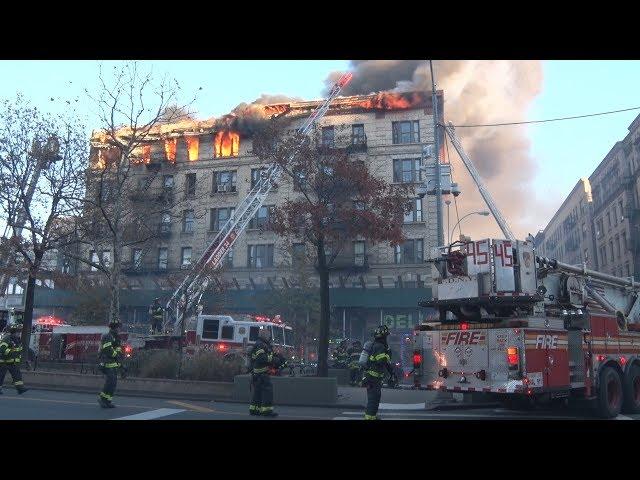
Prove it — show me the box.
[622,364,640,414]
[596,366,623,418]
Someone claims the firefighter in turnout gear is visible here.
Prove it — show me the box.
[149,298,164,334]
[0,324,27,395]
[98,320,123,408]
[347,340,362,386]
[362,325,395,420]
[248,326,279,417]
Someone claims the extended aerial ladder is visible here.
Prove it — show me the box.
[443,122,516,241]
[163,73,353,335]
[0,137,60,296]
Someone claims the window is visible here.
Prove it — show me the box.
[354,241,366,266]
[163,175,174,188]
[62,258,71,274]
[284,329,294,347]
[160,212,171,234]
[583,249,589,263]
[132,249,143,269]
[619,200,624,220]
[393,159,422,183]
[600,246,607,265]
[352,124,365,144]
[101,251,111,268]
[404,198,423,223]
[202,319,219,340]
[90,251,99,271]
[185,173,196,197]
[626,263,631,277]
[616,235,621,258]
[292,243,306,264]
[582,222,587,238]
[596,218,603,237]
[182,210,194,233]
[251,168,267,188]
[321,126,335,147]
[225,249,233,268]
[210,207,234,231]
[249,326,260,342]
[214,171,237,193]
[181,247,192,266]
[392,120,420,144]
[613,208,618,226]
[610,241,615,262]
[395,239,424,264]
[607,212,611,229]
[6,278,23,295]
[220,325,234,340]
[158,248,168,270]
[249,206,273,229]
[247,244,274,268]
[622,231,628,251]
[272,326,284,346]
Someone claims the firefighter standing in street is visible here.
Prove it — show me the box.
[149,298,164,334]
[98,320,123,408]
[0,323,28,395]
[361,325,396,420]
[347,340,362,386]
[248,327,279,417]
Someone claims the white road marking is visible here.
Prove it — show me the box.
[333,417,360,420]
[378,402,426,410]
[615,415,633,420]
[113,408,185,420]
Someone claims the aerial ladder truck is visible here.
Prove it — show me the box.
[411,122,640,418]
[158,73,353,340]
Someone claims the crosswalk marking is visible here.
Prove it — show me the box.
[379,402,426,410]
[114,408,185,420]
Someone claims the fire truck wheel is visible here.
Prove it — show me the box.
[596,366,623,419]
[622,364,640,414]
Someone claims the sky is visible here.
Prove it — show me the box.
[1,60,639,233]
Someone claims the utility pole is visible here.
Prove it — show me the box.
[430,60,444,247]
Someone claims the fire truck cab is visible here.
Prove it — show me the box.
[412,238,640,418]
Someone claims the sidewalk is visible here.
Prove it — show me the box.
[337,385,438,409]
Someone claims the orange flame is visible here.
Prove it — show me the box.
[184,136,199,161]
[164,138,177,163]
[93,147,120,169]
[354,92,428,110]
[214,131,239,158]
[142,145,151,164]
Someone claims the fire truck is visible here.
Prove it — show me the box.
[182,313,294,360]
[411,238,640,418]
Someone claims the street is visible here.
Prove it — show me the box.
[1,388,638,420]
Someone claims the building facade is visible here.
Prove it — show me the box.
[77,91,445,343]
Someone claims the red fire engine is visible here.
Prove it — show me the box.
[412,238,640,418]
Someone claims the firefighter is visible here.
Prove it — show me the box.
[10,308,24,325]
[149,298,164,334]
[248,326,278,417]
[361,325,396,420]
[97,320,123,408]
[347,340,362,386]
[0,323,28,395]
[333,339,349,368]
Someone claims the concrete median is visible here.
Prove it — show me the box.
[3,371,234,401]
[233,374,337,406]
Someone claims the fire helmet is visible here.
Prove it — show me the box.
[108,320,122,330]
[8,324,22,334]
[374,325,390,339]
[258,326,272,341]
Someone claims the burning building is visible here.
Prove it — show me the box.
[84,90,443,342]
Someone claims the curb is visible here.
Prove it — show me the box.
[425,402,500,411]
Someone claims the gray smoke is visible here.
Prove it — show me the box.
[325,60,555,240]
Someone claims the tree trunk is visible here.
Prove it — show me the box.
[21,250,43,363]
[316,240,330,377]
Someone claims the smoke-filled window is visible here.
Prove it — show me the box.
[392,120,420,144]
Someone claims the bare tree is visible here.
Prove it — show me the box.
[0,93,87,354]
[65,62,203,325]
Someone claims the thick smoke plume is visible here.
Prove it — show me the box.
[326,60,555,241]
[215,94,303,136]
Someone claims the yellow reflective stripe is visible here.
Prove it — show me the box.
[367,370,383,377]
[260,406,273,412]
[13,381,23,386]
[253,367,268,373]
[252,349,265,359]
[104,362,120,368]
[370,353,390,362]
[101,342,112,348]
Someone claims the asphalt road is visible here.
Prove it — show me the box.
[1,388,640,420]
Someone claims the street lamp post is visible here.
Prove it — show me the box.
[449,211,490,244]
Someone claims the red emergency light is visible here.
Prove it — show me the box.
[506,347,519,369]
[217,344,227,352]
[460,323,469,331]
[36,316,64,326]
[412,352,422,368]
